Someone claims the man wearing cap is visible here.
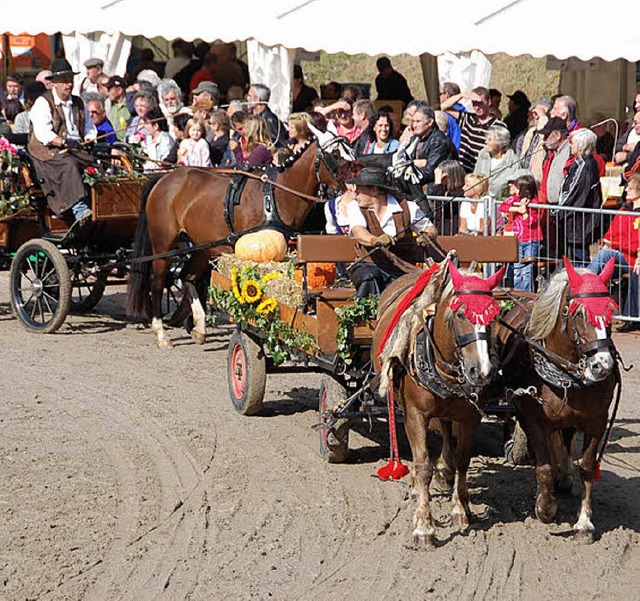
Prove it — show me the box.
[28,58,97,229]
[345,167,438,298]
[106,75,131,142]
[538,116,571,205]
[80,58,104,96]
[504,90,531,146]
[192,81,220,108]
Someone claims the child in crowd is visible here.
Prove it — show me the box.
[499,173,544,291]
[178,118,211,167]
[459,173,490,236]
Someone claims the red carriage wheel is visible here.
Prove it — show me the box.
[226,331,266,415]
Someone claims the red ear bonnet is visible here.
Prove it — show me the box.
[447,261,505,326]
[562,256,618,327]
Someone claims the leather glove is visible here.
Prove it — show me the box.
[64,138,82,152]
[374,233,395,247]
[416,232,435,248]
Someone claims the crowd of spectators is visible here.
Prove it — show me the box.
[2,45,640,326]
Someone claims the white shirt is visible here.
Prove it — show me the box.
[347,195,433,237]
[142,131,174,171]
[29,87,97,145]
[459,199,485,235]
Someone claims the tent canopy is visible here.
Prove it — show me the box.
[1,0,638,63]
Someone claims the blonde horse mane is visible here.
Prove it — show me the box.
[379,257,454,395]
[527,268,593,340]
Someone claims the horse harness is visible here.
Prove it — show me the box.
[410,289,497,414]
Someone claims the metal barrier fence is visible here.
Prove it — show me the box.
[425,194,640,324]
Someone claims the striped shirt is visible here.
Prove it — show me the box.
[458,112,506,173]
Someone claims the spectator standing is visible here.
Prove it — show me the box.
[13,81,46,135]
[352,99,375,155]
[425,159,466,235]
[6,74,24,105]
[80,58,103,96]
[189,53,219,96]
[459,173,489,235]
[164,40,192,80]
[489,89,502,119]
[538,116,571,205]
[291,64,318,113]
[439,82,465,151]
[209,110,231,166]
[106,76,131,142]
[520,98,552,182]
[615,92,640,165]
[247,83,286,147]
[315,98,362,145]
[375,57,413,107]
[361,112,400,155]
[178,118,211,166]
[504,90,531,147]
[556,128,602,265]
[441,86,507,173]
[474,125,520,200]
[139,107,174,171]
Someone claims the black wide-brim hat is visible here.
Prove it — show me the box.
[46,58,79,80]
[345,166,396,191]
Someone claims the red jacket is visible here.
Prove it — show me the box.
[603,209,640,266]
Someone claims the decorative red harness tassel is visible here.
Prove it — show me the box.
[594,463,602,482]
[377,386,409,480]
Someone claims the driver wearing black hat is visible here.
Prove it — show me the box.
[345,167,438,297]
[28,58,97,234]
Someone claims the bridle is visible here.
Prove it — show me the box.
[564,291,616,360]
[313,135,351,200]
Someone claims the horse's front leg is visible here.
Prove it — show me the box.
[404,401,436,546]
[151,259,173,349]
[573,433,600,542]
[450,414,480,530]
[525,418,557,523]
[433,419,455,493]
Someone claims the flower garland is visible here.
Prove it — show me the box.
[335,295,379,365]
[211,265,315,364]
[0,137,31,218]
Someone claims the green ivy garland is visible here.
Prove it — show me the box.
[335,295,379,365]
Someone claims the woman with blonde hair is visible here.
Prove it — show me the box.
[287,112,312,154]
[231,114,273,166]
[459,173,490,236]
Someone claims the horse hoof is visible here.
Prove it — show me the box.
[191,330,206,345]
[535,499,558,524]
[573,529,594,544]
[451,512,470,531]
[156,338,174,350]
[413,528,435,547]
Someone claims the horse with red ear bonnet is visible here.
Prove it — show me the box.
[373,259,505,546]
[497,256,621,541]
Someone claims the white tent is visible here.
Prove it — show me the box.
[2,0,639,62]
[1,0,637,121]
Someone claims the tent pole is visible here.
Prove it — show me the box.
[419,53,440,107]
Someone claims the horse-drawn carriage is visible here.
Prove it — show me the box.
[0,142,149,333]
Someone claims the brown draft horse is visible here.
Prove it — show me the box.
[496,257,620,541]
[126,139,344,348]
[373,259,505,545]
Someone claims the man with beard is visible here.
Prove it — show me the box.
[28,59,97,233]
[158,79,185,138]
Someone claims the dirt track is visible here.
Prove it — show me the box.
[1,279,640,600]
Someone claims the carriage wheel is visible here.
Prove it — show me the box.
[319,376,350,463]
[227,331,266,415]
[70,264,108,313]
[161,246,190,327]
[10,239,71,334]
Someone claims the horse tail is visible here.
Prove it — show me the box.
[126,174,163,317]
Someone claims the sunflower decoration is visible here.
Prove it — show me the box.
[257,297,278,315]
[241,279,263,303]
[231,267,245,304]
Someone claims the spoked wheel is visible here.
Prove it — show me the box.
[69,262,108,313]
[227,331,266,415]
[10,239,71,333]
[319,376,350,463]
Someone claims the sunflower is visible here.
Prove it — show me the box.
[241,279,263,303]
[256,297,278,315]
[231,267,244,304]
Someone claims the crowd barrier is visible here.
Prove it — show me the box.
[425,195,640,324]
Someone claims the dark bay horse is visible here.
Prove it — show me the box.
[126,139,343,348]
[497,257,620,541]
[372,259,505,545]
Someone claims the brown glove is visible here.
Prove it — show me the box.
[416,232,435,247]
[374,233,395,247]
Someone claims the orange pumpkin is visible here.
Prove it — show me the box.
[294,262,337,288]
[235,229,288,263]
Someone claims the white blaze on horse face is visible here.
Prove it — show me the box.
[585,317,614,381]
[475,324,492,379]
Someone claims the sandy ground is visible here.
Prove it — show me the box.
[1,277,640,601]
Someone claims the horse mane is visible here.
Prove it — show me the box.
[378,261,449,395]
[527,267,591,340]
[276,138,315,172]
